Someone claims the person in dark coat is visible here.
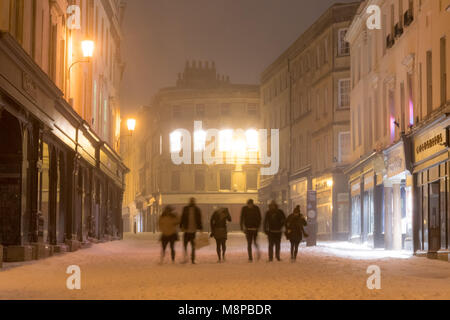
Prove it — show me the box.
[285,205,308,262]
[158,206,179,264]
[180,198,203,264]
[264,201,286,262]
[210,208,232,263]
[240,199,262,262]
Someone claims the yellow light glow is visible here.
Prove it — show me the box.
[81,40,95,58]
[194,130,206,152]
[127,118,136,132]
[219,130,233,152]
[246,129,259,152]
[170,131,182,153]
[327,179,334,188]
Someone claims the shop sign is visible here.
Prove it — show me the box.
[364,175,374,190]
[351,182,361,197]
[387,145,405,178]
[413,127,447,164]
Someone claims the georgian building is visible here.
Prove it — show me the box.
[346,0,450,259]
[0,0,128,263]
[260,2,360,240]
[122,61,261,232]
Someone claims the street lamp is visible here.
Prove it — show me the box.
[127,118,137,134]
[68,40,95,103]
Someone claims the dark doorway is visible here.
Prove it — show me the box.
[0,110,23,246]
[429,182,441,253]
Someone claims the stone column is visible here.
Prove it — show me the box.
[384,184,393,250]
[392,183,403,251]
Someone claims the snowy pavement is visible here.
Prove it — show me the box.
[0,233,449,300]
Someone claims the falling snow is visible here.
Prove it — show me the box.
[0,234,449,300]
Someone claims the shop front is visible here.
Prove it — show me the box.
[384,141,413,251]
[412,117,450,260]
[346,153,385,247]
[313,172,349,240]
[289,175,310,215]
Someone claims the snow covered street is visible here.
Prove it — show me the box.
[0,233,449,300]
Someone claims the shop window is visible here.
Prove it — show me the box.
[220,170,231,190]
[195,170,205,191]
[352,195,362,238]
[247,170,258,191]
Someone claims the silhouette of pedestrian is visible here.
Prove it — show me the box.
[285,205,308,262]
[240,199,262,262]
[180,198,203,264]
[264,200,286,262]
[158,206,179,264]
[210,207,232,263]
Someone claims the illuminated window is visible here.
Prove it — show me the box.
[170,131,182,153]
[246,170,258,190]
[246,129,259,152]
[219,130,233,152]
[194,130,206,152]
[220,170,231,190]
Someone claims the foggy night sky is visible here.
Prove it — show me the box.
[120,0,359,115]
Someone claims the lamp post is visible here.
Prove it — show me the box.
[68,40,95,103]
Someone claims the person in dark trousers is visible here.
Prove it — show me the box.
[158,206,179,264]
[264,201,286,262]
[210,208,232,263]
[285,205,308,262]
[240,199,262,262]
[180,198,203,264]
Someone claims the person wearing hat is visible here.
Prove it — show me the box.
[285,205,308,262]
[264,200,286,262]
[240,199,262,262]
[158,206,180,264]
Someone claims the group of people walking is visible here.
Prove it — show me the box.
[158,198,308,264]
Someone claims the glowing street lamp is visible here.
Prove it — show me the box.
[68,40,95,103]
[81,40,95,58]
[127,118,137,133]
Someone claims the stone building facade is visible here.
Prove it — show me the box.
[122,61,261,232]
[260,2,360,239]
[346,0,450,259]
[0,0,128,263]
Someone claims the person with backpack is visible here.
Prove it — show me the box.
[264,200,286,262]
[240,199,262,262]
[210,207,232,263]
[285,205,308,262]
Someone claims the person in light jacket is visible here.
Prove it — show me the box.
[158,206,179,264]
